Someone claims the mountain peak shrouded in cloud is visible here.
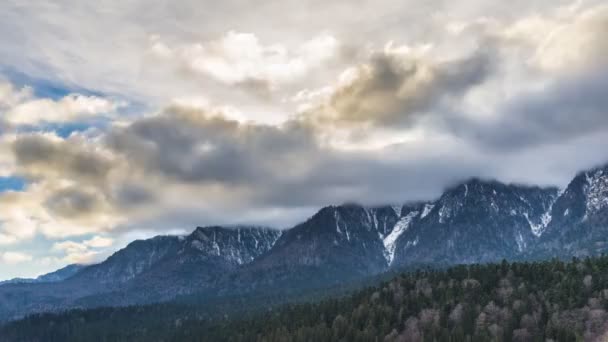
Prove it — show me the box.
[4,163,608,321]
[2,0,608,280]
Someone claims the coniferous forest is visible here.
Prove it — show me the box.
[3,256,608,341]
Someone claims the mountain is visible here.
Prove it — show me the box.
[227,204,399,293]
[67,235,183,290]
[3,162,608,322]
[0,264,86,286]
[391,179,559,266]
[0,226,281,321]
[108,226,283,302]
[222,180,560,295]
[537,163,608,257]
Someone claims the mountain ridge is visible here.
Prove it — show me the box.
[0,264,87,286]
[2,162,608,321]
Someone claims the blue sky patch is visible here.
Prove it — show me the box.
[0,176,26,192]
[46,119,111,138]
[0,66,105,100]
[13,118,111,138]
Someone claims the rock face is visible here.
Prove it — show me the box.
[3,162,608,321]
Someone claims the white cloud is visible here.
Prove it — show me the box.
[52,240,88,254]
[0,133,126,243]
[0,81,33,109]
[0,234,17,245]
[0,251,33,264]
[149,32,339,89]
[52,236,114,264]
[83,235,114,248]
[506,4,608,73]
[4,93,124,126]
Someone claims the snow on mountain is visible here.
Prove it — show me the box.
[383,210,419,265]
[420,203,435,218]
[584,168,608,219]
[389,179,559,266]
[187,226,282,265]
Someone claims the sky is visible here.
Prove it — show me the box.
[1,0,608,280]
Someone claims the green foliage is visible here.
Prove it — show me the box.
[3,256,608,341]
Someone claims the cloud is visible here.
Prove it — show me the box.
[103,104,492,210]
[0,135,16,177]
[437,3,608,151]
[0,251,33,264]
[0,102,483,244]
[12,133,115,184]
[83,235,113,248]
[0,133,124,242]
[0,81,33,109]
[52,235,114,264]
[4,94,123,126]
[0,234,17,245]
[299,43,492,130]
[464,68,608,150]
[45,188,106,219]
[0,181,122,242]
[149,32,339,96]
[0,79,125,127]
[506,4,608,73]
[106,105,319,185]
[52,240,88,254]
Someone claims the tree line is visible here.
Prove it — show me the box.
[3,256,608,341]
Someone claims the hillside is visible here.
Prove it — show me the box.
[3,256,608,341]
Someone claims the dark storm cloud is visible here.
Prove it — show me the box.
[449,67,608,152]
[44,187,103,218]
[499,71,608,147]
[106,106,319,185]
[253,146,488,207]
[103,105,490,209]
[12,134,113,183]
[111,183,155,208]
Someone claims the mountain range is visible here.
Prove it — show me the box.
[2,162,608,321]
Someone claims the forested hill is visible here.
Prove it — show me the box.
[3,256,608,341]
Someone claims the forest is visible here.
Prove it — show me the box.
[2,256,608,341]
